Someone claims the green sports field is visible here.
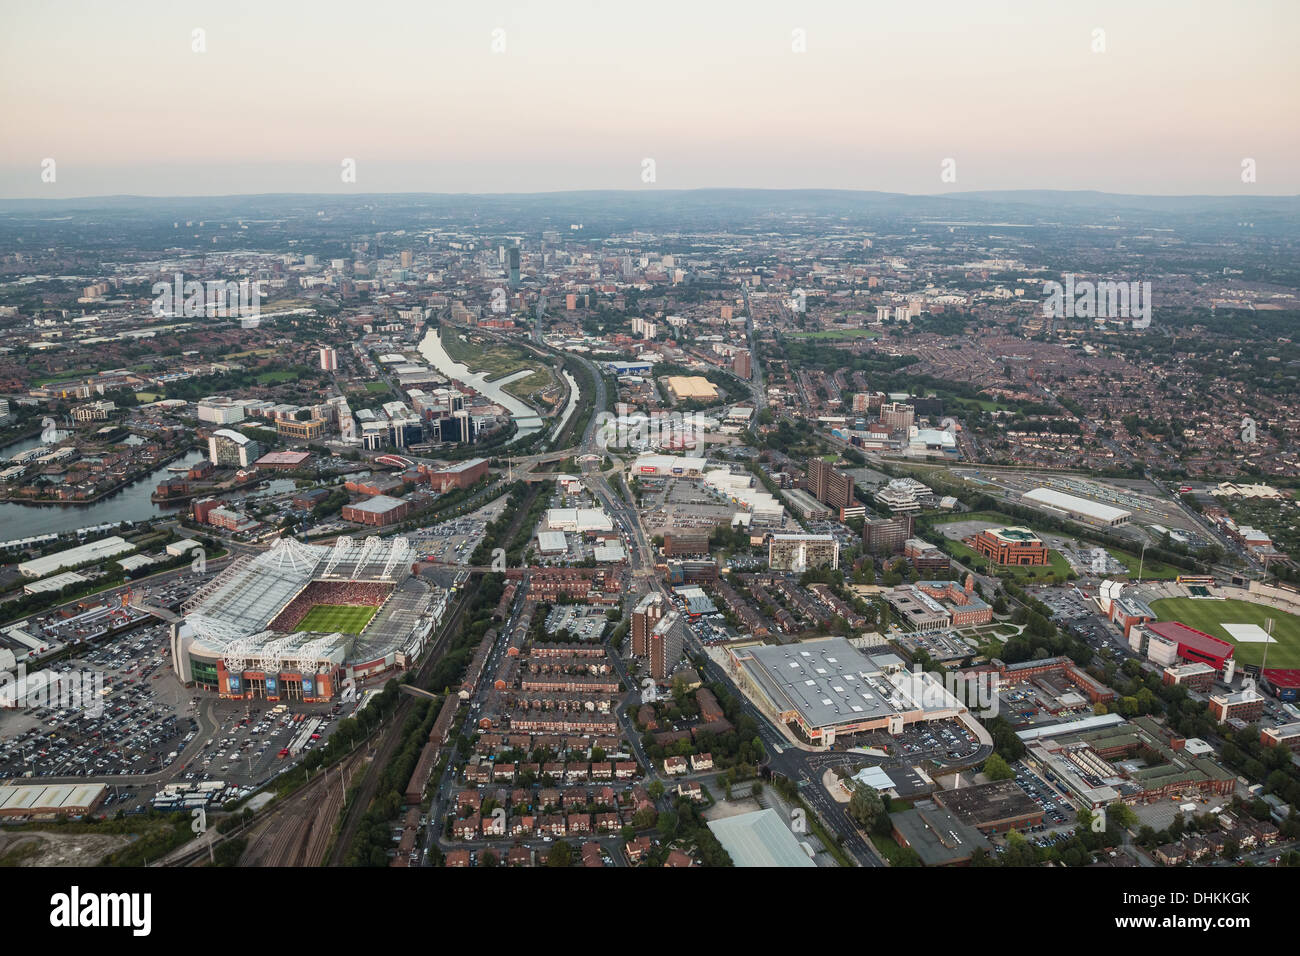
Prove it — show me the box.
[294,604,378,635]
[1149,597,1300,669]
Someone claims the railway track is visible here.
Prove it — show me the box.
[325,481,542,866]
[163,463,545,868]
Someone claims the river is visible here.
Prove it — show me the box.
[0,448,208,539]
[417,327,544,440]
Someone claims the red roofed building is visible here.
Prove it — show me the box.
[1146,621,1234,671]
[1262,668,1300,703]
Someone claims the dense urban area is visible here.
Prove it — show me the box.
[1,188,1299,875]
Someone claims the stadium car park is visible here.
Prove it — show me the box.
[0,624,193,781]
[0,616,353,803]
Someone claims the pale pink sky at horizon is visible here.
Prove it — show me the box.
[1,0,1296,197]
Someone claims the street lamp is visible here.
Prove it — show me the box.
[1137,541,1147,583]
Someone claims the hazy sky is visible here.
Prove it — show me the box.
[2,0,1296,197]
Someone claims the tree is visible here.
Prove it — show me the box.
[983,753,1015,781]
[547,840,574,867]
[1107,802,1138,830]
[848,786,884,830]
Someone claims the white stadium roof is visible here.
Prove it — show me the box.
[183,535,413,655]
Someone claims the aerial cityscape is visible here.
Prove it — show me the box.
[1,0,1296,932]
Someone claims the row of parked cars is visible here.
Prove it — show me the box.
[0,626,193,779]
[1016,767,1068,826]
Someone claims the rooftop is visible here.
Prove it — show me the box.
[707,808,815,868]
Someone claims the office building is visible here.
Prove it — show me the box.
[969,527,1050,566]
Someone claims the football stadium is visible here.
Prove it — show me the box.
[171,536,446,701]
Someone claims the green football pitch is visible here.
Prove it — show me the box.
[1149,597,1300,669]
[294,604,378,635]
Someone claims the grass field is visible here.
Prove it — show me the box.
[1106,548,1182,581]
[294,604,378,635]
[1149,597,1300,669]
[927,511,1073,581]
[256,370,298,385]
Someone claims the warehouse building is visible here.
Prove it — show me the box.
[0,782,106,817]
[1021,487,1131,527]
[546,508,614,534]
[707,808,815,868]
[341,494,411,527]
[18,536,134,578]
[725,637,967,747]
[663,376,719,403]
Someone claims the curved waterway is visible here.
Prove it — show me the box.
[417,327,546,440]
[0,449,206,539]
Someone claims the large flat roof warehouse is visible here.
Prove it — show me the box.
[1021,487,1131,526]
[536,530,568,554]
[546,508,613,533]
[23,570,88,594]
[18,535,135,578]
[439,457,489,474]
[348,494,407,516]
[728,636,965,743]
[707,808,815,868]
[0,782,107,816]
[254,450,312,468]
[664,375,719,401]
